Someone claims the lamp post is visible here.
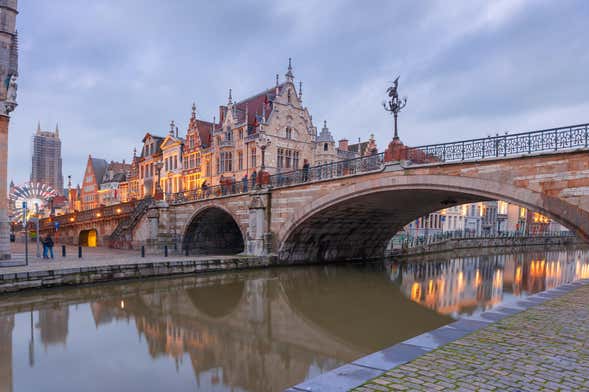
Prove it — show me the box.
[256,132,271,170]
[154,161,164,199]
[383,76,407,141]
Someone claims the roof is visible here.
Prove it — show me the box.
[195,119,215,149]
[220,82,288,129]
[317,123,335,143]
[348,141,370,156]
[89,158,108,186]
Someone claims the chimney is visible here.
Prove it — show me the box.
[338,139,349,151]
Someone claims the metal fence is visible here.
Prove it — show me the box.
[405,123,589,164]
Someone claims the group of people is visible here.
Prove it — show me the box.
[41,234,55,259]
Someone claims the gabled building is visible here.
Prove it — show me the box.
[80,155,108,210]
[98,161,131,206]
[159,120,184,196]
[137,133,164,198]
[182,103,214,190]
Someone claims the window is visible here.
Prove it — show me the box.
[287,89,292,104]
[251,148,256,168]
[324,143,328,151]
[285,149,292,168]
[238,151,243,170]
[277,148,284,169]
[189,136,194,149]
[220,151,233,172]
[286,127,292,139]
[239,129,243,140]
[293,151,299,169]
[206,160,211,177]
[225,127,232,141]
[174,156,178,170]
[195,152,201,169]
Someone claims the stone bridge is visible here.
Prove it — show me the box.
[44,146,589,263]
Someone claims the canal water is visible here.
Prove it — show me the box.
[1,248,588,391]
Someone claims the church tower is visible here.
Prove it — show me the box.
[0,0,18,261]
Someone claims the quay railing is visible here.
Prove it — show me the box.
[404,123,589,164]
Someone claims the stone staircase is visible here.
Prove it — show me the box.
[109,197,154,249]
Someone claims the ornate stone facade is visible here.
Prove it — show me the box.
[0,0,17,260]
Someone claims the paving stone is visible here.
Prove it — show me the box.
[352,282,589,391]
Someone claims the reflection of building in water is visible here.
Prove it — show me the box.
[505,250,589,296]
[0,315,14,392]
[400,256,503,315]
[89,279,342,392]
[37,306,69,348]
[401,250,589,315]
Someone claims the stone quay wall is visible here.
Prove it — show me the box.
[0,256,273,294]
[394,235,583,257]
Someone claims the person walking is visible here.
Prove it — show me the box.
[44,234,54,259]
[220,174,226,195]
[41,234,48,259]
[302,159,310,182]
[251,170,257,190]
[231,174,236,194]
[242,173,248,193]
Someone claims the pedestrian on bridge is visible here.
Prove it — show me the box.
[302,159,310,182]
[242,173,248,193]
[251,170,257,190]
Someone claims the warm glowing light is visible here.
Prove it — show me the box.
[479,203,485,217]
[69,217,75,222]
[515,266,522,283]
[498,200,508,215]
[428,279,434,295]
[120,300,125,309]
[520,207,527,219]
[116,208,122,214]
[475,269,481,287]
[410,282,421,301]
[96,212,102,218]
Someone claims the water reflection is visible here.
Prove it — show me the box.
[0,248,588,392]
[394,248,589,316]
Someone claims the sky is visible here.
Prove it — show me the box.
[8,0,589,186]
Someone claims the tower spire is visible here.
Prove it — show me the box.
[36,121,41,134]
[275,74,279,95]
[55,122,59,137]
[191,102,196,119]
[285,58,294,83]
[299,81,303,102]
[227,88,233,105]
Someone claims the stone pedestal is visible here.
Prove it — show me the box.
[384,138,407,162]
[0,116,10,260]
[247,195,268,255]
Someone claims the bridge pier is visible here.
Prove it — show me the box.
[247,193,272,256]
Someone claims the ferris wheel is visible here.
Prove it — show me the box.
[9,182,58,223]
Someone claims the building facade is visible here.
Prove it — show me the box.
[0,0,18,260]
[31,123,63,194]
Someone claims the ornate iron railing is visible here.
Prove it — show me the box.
[267,152,385,188]
[405,123,589,164]
[167,153,386,204]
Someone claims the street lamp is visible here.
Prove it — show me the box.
[383,76,408,141]
[256,132,271,171]
[154,161,164,199]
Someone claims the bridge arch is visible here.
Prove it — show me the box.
[278,174,589,263]
[182,206,245,255]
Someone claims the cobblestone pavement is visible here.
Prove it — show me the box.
[354,284,589,392]
[0,242,246,275]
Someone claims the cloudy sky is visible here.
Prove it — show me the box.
[9,0,589,186]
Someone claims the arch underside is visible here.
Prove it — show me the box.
[183,207,245,255]
[279,189,490,263]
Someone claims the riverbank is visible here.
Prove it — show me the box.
[287,278,589,391]
[0,244,273,294]
[391,235,584,257]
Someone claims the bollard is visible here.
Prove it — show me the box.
[78,246,82,258]
[164,245,168,257]
[141,246,145,258]
[62,245,66,257]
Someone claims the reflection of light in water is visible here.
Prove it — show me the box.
[400,249,589,317]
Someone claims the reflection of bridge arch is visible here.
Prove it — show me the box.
[185,281,245,319]
[79,229,98,247]
[182,206,245,255]
[278,174,587,262]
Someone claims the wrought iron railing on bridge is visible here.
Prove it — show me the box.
[404,123,589,164]
[166,152,386,204]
